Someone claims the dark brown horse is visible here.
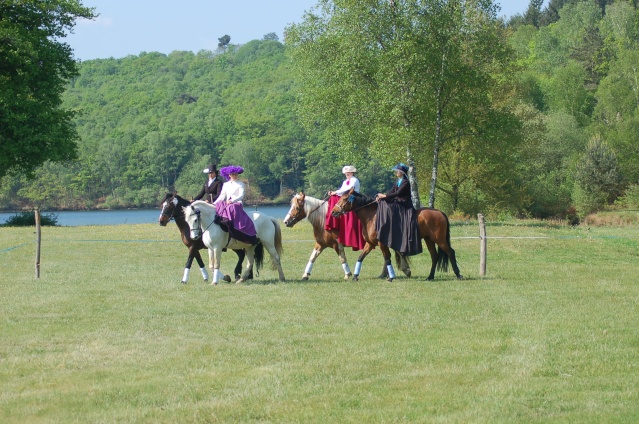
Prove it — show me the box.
[331,188,463,281]
[284,192,411,280]
[159,193,246,283]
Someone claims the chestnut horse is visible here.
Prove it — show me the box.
[331,188,463,281]
[284,192,411,280]
[159,193,246,283]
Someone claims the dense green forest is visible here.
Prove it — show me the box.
[2,0,638,220]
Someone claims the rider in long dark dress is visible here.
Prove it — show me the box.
[375,163,423,256]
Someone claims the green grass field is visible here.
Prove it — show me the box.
[1,219,638,423]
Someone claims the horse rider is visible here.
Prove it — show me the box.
[325,165,366,251]
[375,163,423,256]
[213,165,258,245]
[193,163,223,203]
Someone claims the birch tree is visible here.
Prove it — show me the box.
[287,0,517,208]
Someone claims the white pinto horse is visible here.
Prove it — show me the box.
[184,201,285,284]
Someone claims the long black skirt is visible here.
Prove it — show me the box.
[375,201,423,256]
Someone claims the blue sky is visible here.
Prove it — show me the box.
[66,0,539,61]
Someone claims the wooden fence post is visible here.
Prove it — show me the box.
[478,213,486,277]
[35,209,41,279]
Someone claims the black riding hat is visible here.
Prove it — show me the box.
[203,164,217,174]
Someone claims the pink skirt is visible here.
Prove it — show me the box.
[325,195,366,251]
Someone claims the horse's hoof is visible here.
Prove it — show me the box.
[426,277,434,281]
[353,276,359,282]
[236,279,244,284]
[344,273,352,280]
[234,274,241,280]
[223,275,231,283]
[302,275,309,281]
[181,281,187,284]
[404,271,412,278]
[386,277,394,282]
[210,281,218,286]
[457,275,465,280]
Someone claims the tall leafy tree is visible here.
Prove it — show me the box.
[287,0,517,208]
[0,0,96,180]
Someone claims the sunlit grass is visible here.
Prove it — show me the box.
[1,220,638,422]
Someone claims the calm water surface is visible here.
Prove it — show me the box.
[0,205,292,227]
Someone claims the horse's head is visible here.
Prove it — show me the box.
[159,193,178,226]
[184,205,203,240]
[283,192,307,227]
[331,188,357,217]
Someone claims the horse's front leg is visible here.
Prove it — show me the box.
[209,247,225,285]
[379,244,395,282]
[302,242,325,280]
[208,247,231,284]
[352,243,375,282]
[237,247,255,284]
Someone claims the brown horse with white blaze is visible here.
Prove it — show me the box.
[331,188,463,281]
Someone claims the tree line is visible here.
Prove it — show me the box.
[1,0,638,220]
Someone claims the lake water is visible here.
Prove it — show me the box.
[0,205,292,227]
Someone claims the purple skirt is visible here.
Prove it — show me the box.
[215,202,257,244]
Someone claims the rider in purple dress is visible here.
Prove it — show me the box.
[213,165,258,245]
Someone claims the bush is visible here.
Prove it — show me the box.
[1,211,59,227]
[616,184,639,209]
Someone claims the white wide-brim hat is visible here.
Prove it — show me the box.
[342,165,357,174]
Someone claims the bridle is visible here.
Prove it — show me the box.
[286,193,328,226]
[189,208,216,240]
[160,197,178,222]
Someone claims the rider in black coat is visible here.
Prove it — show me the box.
[375,163,423,256]
[194,164,223,203]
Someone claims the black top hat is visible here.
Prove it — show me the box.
[202,164,217,174]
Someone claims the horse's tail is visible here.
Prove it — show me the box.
[436,211,452,273]
[254,242,264,274]
[394,250,410,269]
[269,218,284,270]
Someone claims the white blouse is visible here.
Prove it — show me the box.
[335,176,360,195]
[214,180,245,204]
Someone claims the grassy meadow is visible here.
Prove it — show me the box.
[1,218,638,423]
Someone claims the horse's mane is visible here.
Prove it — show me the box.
[301,195,327,228]
[162,193,191,207]
[190,200,216,212]
[348,191,376,208]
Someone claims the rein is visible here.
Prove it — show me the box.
[333,197,377,216]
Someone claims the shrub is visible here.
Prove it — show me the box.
[1,211,59,227]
